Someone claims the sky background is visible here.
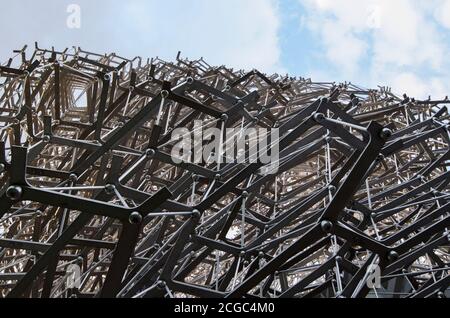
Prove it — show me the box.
[1,0,449,99]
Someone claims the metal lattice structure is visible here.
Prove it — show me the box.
[0,44,449,298]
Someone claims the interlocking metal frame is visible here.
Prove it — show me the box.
[0,44,449,298]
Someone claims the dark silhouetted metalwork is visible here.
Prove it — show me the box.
[0,44,449,298]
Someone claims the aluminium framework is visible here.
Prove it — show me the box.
[0,44,449,298]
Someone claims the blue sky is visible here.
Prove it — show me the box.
[1,0,450,99]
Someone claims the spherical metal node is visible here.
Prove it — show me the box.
[161,90,169,99]
[242,191,249,198]
[146,148,156,158]
[191,209,201,219]
[0,163,5,173]
[380,128,393,140]
[313,112,325,123]
[387,251,399,262]
[105,184,116,194]
[221,114,229,122]
[69,173,78,182]
[320,220,334,233]
[6,186,23,201]
[128,211,143,224]
[156,280,166,289]
[42,135,51,143]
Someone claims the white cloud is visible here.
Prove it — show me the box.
[0,0,283,73]
[299,0,450,99]
[434,0,450,29]
[391,73,431,99]
[121,0,283,73]
[300,0,370,76]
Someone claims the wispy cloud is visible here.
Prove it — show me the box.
[1,0,448,97]
[121,0,284,73]
[0,0,284,73]
[298,0,450,98]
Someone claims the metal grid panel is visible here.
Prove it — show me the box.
[0,44,448,298]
